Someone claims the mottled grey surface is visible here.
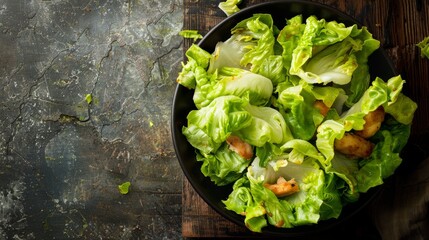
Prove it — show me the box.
[0,0,183,239]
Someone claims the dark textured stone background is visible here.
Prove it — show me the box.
[0,0,183,239]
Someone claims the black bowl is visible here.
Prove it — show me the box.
[172,0,396,237]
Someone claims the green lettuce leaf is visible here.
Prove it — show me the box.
[207,34,255,73]
[344,27,380,106]
[313,20,356,45]
[118,181,131,195]
[341,75,410,131]
[315,76,416,165]
[327,153,360,202]
[417,36,429,59]
[280,139,324,165]
[288,16,324,80]
[199,67,273,108]
[176,44,211,89]
[183,95,252,154]
[247,168,295,229]
[198,143,251,186]
[250,157,343,226]
[280,16,379,88]
[223,176,270,232]
[218,0,242,16]
[311,86,346,108]
[277,15,305,72]
[385,93,418,125]
[223,177,252,215]
[255,142,285,168]
[236,104,293,147]
[316,120,346,164]
[258,55,287,85]
[355,117,411,192]
[302,37,360,85]
[179,30,203,42]
[285,16,363,85]
[276,81,325,140]
[182,125,222,155]
[318,173,344,220]
[231,14,276,74]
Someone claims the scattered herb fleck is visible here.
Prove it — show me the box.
[149,121,154,127]
[85,94,93,104]
[79,116,88,122]
[118,181,131,195]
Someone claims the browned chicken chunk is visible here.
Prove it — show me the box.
[314,100,330,117]
[334,133,374,158]
[226,135,253,160]
[355,106,385,139]
[263,177,299,197]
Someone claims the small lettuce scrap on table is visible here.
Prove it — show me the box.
[219,0,242,16]
[176,14,417,232]
[118,181,131,195]
[179,30,203,42]
[417,36,429,59]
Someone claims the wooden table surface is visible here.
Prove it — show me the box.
[182,0,429,239]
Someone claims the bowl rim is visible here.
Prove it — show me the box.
[172,0,396,236]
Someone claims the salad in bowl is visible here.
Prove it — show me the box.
[173,1,417,234]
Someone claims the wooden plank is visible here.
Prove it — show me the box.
[385,0,429,142]
[182,179,255,238]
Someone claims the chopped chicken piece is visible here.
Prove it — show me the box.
[355,106,385,139]
[275,220,285,228]
[334,132,374,158]
[314,100,330,117]
[264,177,299,197]
[226,135,253,160]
